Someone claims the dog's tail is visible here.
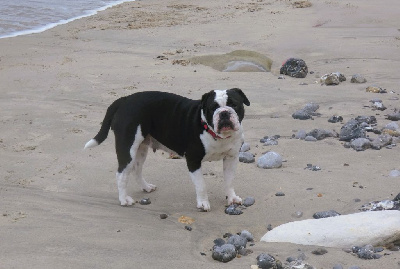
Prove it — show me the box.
[84,98,123,149]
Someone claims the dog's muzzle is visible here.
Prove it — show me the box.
[213,107,239,133]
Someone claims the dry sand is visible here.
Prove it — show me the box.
[1,0,399,268]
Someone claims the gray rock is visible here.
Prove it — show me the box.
[371,134,392,150]
[328,115,343,123]
[240,230,254,242]
[275,192,285,196]
[389,170,400,177]
[257,152,282,169]
[264,139,278,146]
[212,244,236,263]
[339,119,366,141]
[239,152,255,163]
[384,122,399,131]
[280,58,308,78]
[304,136,317,142]
[321,73,340,85]
[227,234,247,250]
[313,210,341,219]
[295,130,307,139]
[306,129,338,140]
[240,142,250,152]
[351,74,367,83]
[355,115,377,124]
[257,253,283,269]
[292,103,319,120]
[360,199,399,211]
[332,264,343,269]
[387,110,400,121]
[371,101,386,111]
[354,244,382,259]
[243,197,255,207]
[350,138,371,151]
[225,204,243,215]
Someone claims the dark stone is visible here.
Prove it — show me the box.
[160,213,168,219]
[213,238,226,247]
[227,234,247,250]
[257,253,283,269]
[185,225,192,231]
[275,192,285,196]
[328,115,343,123]
[313,210,340,219]
[225,204,243,215]
[371,134,392,150]
[339,119,366,141]
[139,198,151,205]
[280,58,308,78]
[240,230,254,242]
[212,244,236,263]
[292,109,313,120]
[393,193,400,202]
[355,115,377,124]
[223,233,232,238]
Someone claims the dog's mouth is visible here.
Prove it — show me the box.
[217,121,235,133]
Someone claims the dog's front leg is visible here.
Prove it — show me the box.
[189,168,211,211]
[223,156,242,205]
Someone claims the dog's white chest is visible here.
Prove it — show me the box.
[200,131,242,162]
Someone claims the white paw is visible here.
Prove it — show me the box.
[197,200,211,212]
[142,183,157,193]
[120,195,134,206]
[227,195,242,205]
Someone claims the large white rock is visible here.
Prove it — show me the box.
[260,211,400,248]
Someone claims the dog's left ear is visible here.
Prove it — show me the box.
[230,88,250,106]
[201,90,213,109]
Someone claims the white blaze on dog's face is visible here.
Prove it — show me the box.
[201,88,250,135]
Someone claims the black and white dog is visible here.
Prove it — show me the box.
[84,88,250,211]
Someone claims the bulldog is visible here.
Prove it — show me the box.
[84,88,250,211]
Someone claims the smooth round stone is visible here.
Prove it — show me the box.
[257,151,282,169]
[295,130,307,139]
[351,74,367,83]
[384,122,399,131]
[243,197,255,207]
[212,244,236,263]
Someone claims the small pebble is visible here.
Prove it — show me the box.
[160,213,168,219]
[243,197,255,207]
[185,225,192,231]
[240,142,250,152]
[267,224,273,231]
[139,198,151,205]
[304,135,317,141]
[328,115,343,123]
[313,210,340,219]
[389,169,400,177]
[257,253,283,269]
[275,192,285,196]
[225,204,243,215]
[351,74,367,83]
[295,130,307,139]
[332,264,343,269]
[239,151,255,163]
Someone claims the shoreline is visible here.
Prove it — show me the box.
[0,0,135,39]
[0,0,399,268]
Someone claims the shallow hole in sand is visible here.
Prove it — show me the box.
[189,50,272,72]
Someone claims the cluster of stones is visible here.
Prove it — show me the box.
[212,230,254,263]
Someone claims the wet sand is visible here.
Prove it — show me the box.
[1,0,399,268]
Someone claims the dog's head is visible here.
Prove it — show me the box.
[201,88,250,136]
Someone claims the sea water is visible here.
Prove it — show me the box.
[0,0,135,39]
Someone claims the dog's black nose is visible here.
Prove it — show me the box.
[220,111,230,119]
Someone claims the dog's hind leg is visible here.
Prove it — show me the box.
[115,125,145,206]
[134,140,156,193]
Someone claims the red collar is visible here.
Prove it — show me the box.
[201,119,229,140]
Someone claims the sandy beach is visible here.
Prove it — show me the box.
[1,0,399,268]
